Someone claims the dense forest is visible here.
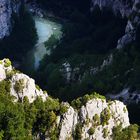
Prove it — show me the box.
[33,4,128,101]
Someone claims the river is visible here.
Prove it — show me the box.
[23,16,62,72]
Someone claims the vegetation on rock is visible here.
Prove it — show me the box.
[88,127,95,135]
[112,124,139,140]
[71,92,105,109]
[101,108,111,126]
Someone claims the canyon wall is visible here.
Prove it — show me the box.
[0,0,21,39]
[91,0,140,48]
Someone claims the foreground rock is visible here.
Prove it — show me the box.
[0,59,130,139]
[0,59,48,103]
[57,98,129,140]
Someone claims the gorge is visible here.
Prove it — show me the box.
[0,0,140,139]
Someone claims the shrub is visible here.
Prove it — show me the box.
[103,128,108,138]
[0,130,4,139]
[90,92,106,100]
[4,59,11,67]
[71,98,82,109]
[101,108,111,126]
[74,123,82,140]
[0,80,11,95]
[71,92,106,109]
[14,79,25,93]
[112,124,139,140]
[88,127,95,135]
[85,116,90,126]
[123,107,127,113]
[43,90,47,94]
[93,114,100,126]
[48,111,57,125]
[35,84,40,91]
[60,103,68,115]
[6,69,20,79]
[45,97,60,111]
[83,94,90,104]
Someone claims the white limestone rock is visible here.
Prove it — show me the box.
[61,62,72,82]
[109,100,130,128]
[0,59,130,140]
[58,98,130,140]
[10,73,48,103]
[59,106,78,140]
[80,99,107,121]
[80,99,129,140]
[0,58,12,81]
[0,58,48,103]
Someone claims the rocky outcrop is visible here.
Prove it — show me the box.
[10,73,48,103]
[61,55,113,83]
[91,0,133,16]
[0,58,48,103]
[59,106,78,139]
[0,59,12,81]
[0,0,21,39]
[91,0,140,48]
[0,59,131,139]
[57,98,129,140]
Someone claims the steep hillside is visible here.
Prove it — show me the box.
[92,0,140,49]
[0,58,139,140]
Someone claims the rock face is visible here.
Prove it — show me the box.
[107,88,140,104]
[0,59,48,103]
[91,0,140,48]
[59,106,78,139]
[10,73,48,103]
[91,0,133,16]
[57,98,129,140]
[0,59,12,81]
[61,55,113,83]
[0,59,130,139]
[0,0,21,39]
[0,0,12,39]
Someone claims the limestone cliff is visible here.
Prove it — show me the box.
[57,99,129,140]
[0,59,48,103]
[0,58,130,140]
[91,0,140,48]
[0,0,21,39]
